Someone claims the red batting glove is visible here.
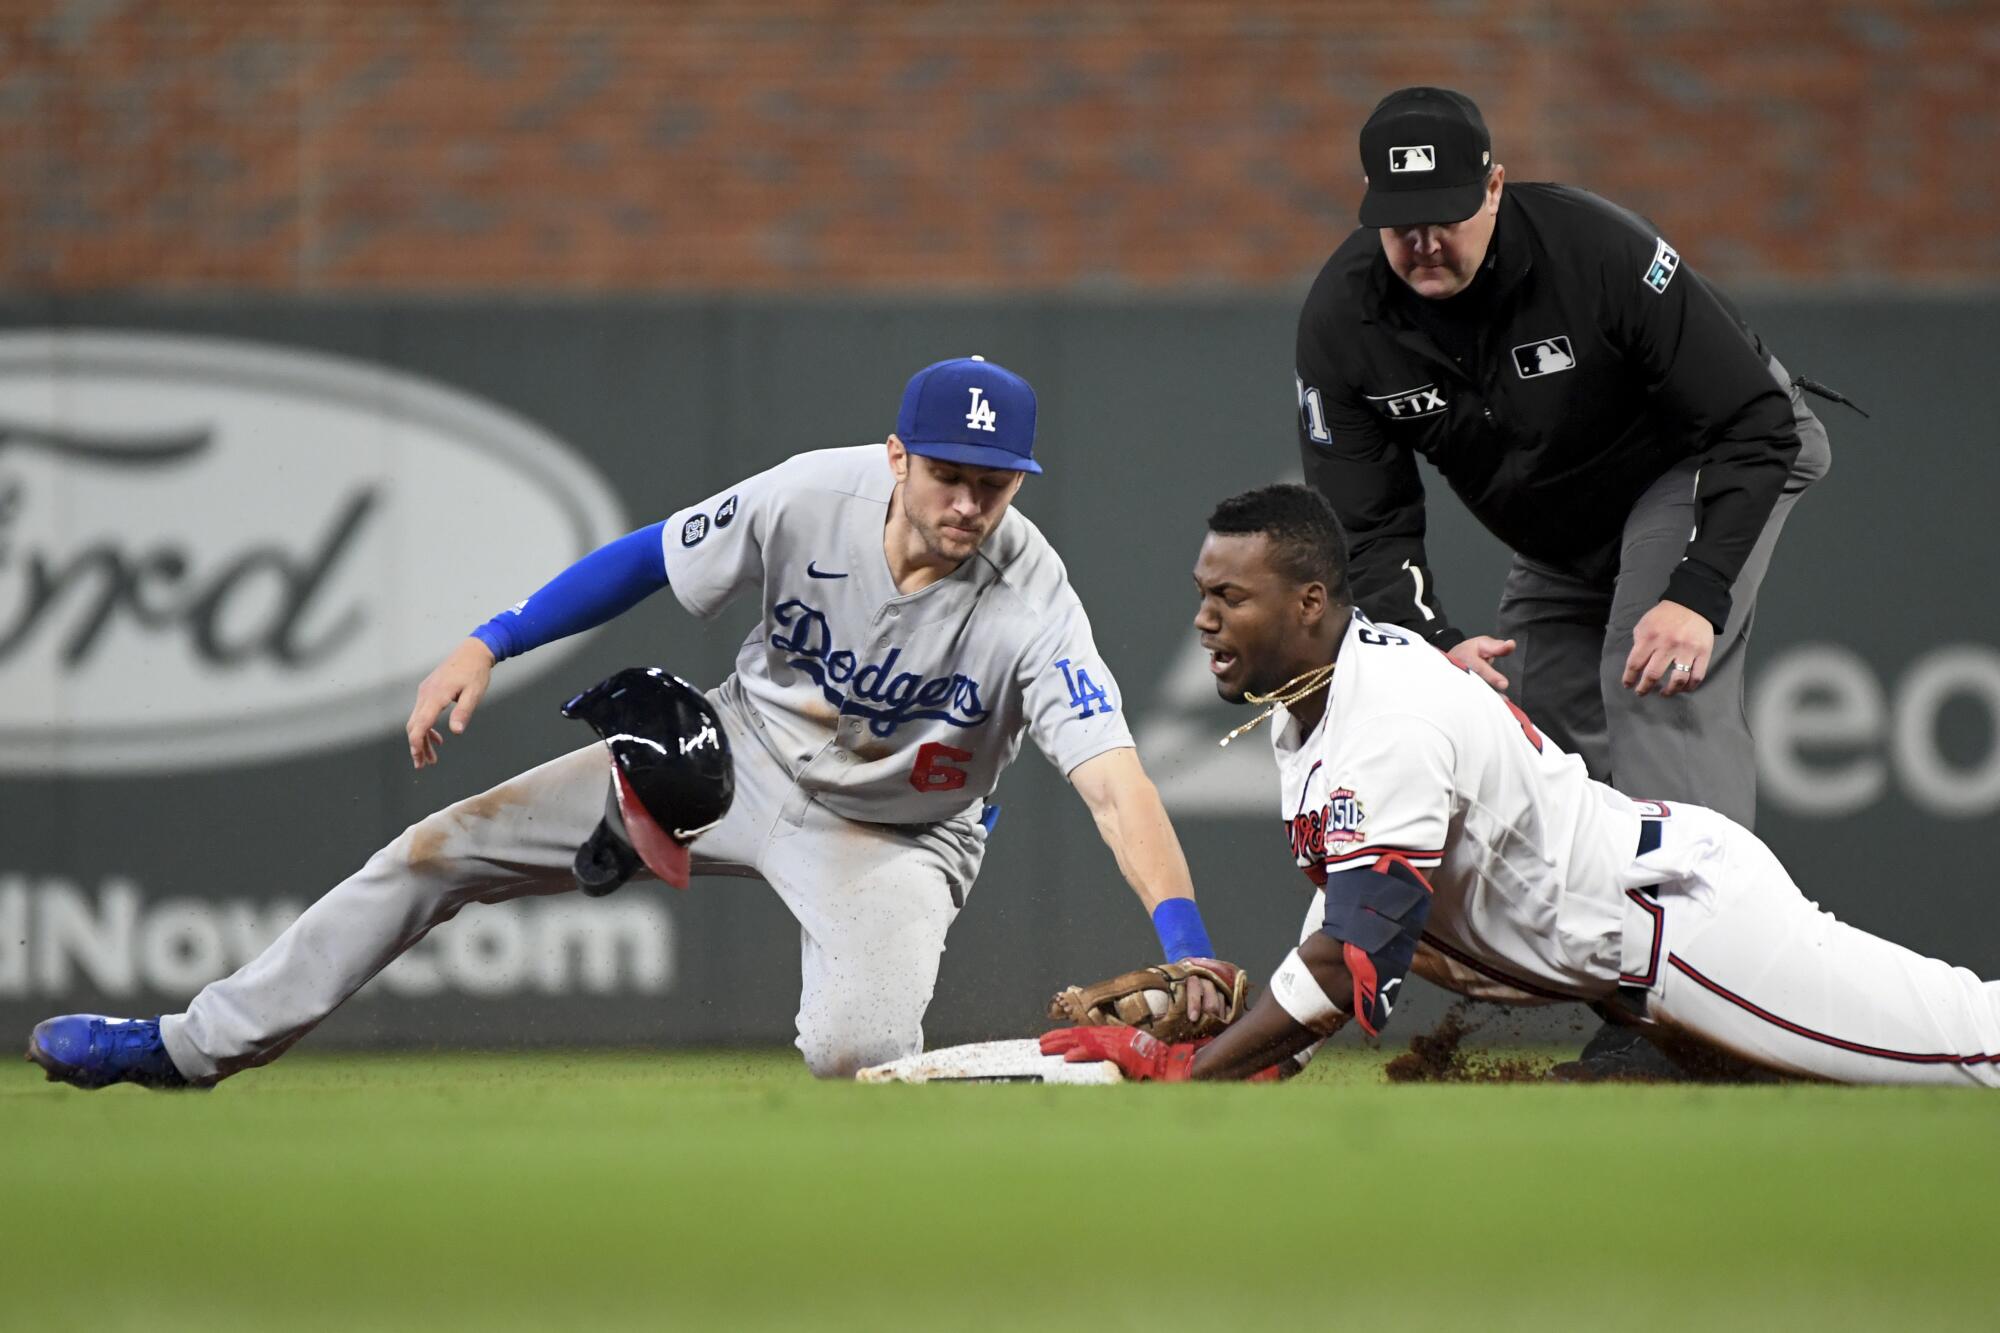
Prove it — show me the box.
[1040,1026,1201,1082]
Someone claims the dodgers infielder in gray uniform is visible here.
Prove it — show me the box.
[28,356,1227,1088]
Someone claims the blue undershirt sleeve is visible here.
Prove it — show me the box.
[469,522,669,663]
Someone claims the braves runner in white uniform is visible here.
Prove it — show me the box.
[1044,485,2000,1085]
[28,357,1229,1089]
[1268,613,2000,1084]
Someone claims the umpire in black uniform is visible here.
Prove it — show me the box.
[1296,88,1836,1074]
[1297,86,1833,823]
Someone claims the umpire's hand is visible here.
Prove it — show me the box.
[1623,599,1714,698]
[1447,635,1516,692]
[406,637,498,768]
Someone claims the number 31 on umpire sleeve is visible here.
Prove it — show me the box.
[1296,374,1332,444]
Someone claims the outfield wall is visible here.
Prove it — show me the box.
[1,297,1993,1049]
[13,2,1995,294]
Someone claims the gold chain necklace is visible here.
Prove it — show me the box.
[1218,662,1336,747]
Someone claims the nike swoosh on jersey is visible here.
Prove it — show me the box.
[806,563,848,579]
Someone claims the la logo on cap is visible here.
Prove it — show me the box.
[966,387,998,432]
[1389,145,1436,173]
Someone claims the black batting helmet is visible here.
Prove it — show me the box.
[561,667,734,895]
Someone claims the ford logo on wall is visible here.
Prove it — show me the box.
[0,331,628,773]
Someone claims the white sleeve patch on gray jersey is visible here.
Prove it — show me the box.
[661,473,768,619]
[661,446,891,620]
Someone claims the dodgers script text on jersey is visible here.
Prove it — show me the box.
[662,446,1133,824]
[769,599,992,737]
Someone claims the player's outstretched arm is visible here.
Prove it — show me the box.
[406,637,496,768]
[1039,929,1347,1082]
[1067,746,1226,1024]
[1191,930,1351,1081]
[1190,851,1434,1079]
[469,522,671,663]
[405,523,676,769]
[1067,747,1194,915]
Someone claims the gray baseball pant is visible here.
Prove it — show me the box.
[1495,357,1832,827]
[160,686,986,1083]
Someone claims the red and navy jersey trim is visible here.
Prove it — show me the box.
[1293,761,1323,816]
[1667,955,2000,1067]
[1326,844,1444,870]
[1418,932,1585,1003]
[1619,889,1664,988]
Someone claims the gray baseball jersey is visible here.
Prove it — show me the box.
[155,443,1137,1085]
[662,445,1133,825]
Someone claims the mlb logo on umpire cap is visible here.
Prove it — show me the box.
[896,356,1042,474]
[1358,87,1493,228]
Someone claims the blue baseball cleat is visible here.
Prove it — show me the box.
[26,1014,191,1090]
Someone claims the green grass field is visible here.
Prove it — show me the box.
[6,1047,1996,1331]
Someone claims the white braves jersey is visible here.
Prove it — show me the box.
[1271,613,1648,999]
[661,445,1133,825]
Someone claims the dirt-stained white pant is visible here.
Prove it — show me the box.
[1612,804,2000,1085]
[161,690,986,1083]
[1287,805,2000,1086]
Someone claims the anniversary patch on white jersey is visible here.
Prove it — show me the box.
[1286,777,1368,876]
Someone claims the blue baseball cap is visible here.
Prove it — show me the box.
[895,356,1042,475]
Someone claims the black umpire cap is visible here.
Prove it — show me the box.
[562,667,734,895]
[1357,87,1494,228]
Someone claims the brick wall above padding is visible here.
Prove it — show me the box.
[4,0,1994,293]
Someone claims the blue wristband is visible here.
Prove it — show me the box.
[1151,898,1213,962]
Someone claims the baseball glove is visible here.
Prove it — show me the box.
[1046,960,1249,1043]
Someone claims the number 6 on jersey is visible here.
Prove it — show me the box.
[909,741,973,793]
